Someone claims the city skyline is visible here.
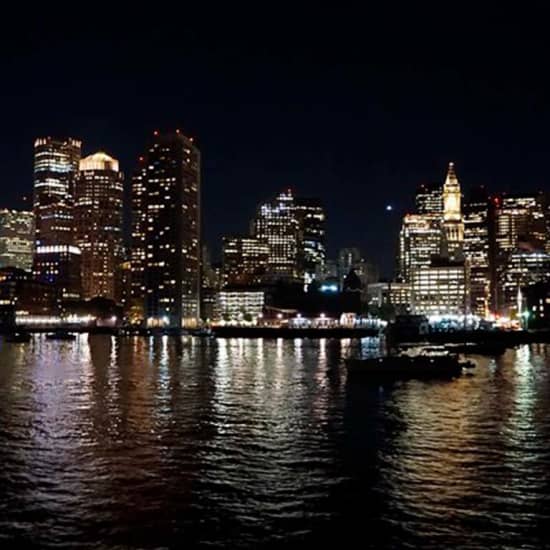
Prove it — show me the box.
[4,9,550,276]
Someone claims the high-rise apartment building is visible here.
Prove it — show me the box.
[0,209,34,271]
[253,190,300,282]
[75,152,124,301]
[131,131,201,328]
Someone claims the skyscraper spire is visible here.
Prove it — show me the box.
[445,161,458,189]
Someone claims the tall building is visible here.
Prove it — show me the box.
[416,182,443,217]
[442,162,464,258]
[33,245,82,300]
[493,193,546,312]
[131,131,201,328]
[33,137,82,299]
[411,257,468,317]
[75,152,124,301]
[499,247,550,317]
[254,190,300,282]
[494,193,546,255]
[222,236,269,287]
[463,186,492,317]
[0,209,34,271]
[294,198,326,288]
[33,137,81,247]
[398,214,441,281]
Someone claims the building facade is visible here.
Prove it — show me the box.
[216,290,265,323]
[463,186,492,317]
[442,162,464,258]
[416,182,443,217]
[253,190,300,282]
[222,236,269,287]
[398,214,441,282]
[294,198,326,288]
[75,152,124,301]
[0,209,34,271]
[131,132,201,328]
[33,137,82,299]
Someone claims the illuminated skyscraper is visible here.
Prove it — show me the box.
[131,131,201,328]
[222,236,269,287]
[75,152,124,301]
[398,214,441,281]
[294,198,326,288]
[254,190,300,282]
[416,182,443,217]
[463,186,492,317]
[0,209,34,271]
[33,137,82,299]
[442,162,464,258]
[33,137,81,247]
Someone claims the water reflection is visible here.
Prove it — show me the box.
[0,336,549,548]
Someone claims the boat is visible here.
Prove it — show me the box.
[46,330,77,341]
[346,354,474,380]
[445,342,507,356]
[5,331,32,343]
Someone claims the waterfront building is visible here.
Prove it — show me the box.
[131,131,201,328]
[410,257,468,316]
[0,209,34,271]
[463,186,492,317]
[367,281,411,317]
[75,152,124,301]
[294,197,326,288]
[253,190,300,282]
[222,236,269,287]
[32,245,82,300]
[217,289,265,323]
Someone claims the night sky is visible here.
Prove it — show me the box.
[2,7,550,275]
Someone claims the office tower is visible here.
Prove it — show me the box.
[442,162,464,258]
[32,245,82,300]
[294,198,326,288]
[494,193,546,255]
[222,236,269,287]
[411,257,468,316]
[499,247,550,317]
[131,131,201,328]
[493,193,546,312]
[0,209,35,271]
[463,186,492,317]
[74,152,124,301]
[416,182,443,217]
[33,137,82,299]
[398,214,441,281]
[253,190,300,282]
[33,137,81,246]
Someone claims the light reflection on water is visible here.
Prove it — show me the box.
[0,336,549,548]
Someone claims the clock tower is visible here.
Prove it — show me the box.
[442,162,464,257]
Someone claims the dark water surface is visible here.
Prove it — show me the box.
[0,335,549,549]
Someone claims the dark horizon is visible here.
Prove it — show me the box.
[3,7,550,276]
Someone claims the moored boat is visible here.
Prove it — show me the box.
[46,330,77,341]
[5,331,32,343]
[346,354,474,380]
